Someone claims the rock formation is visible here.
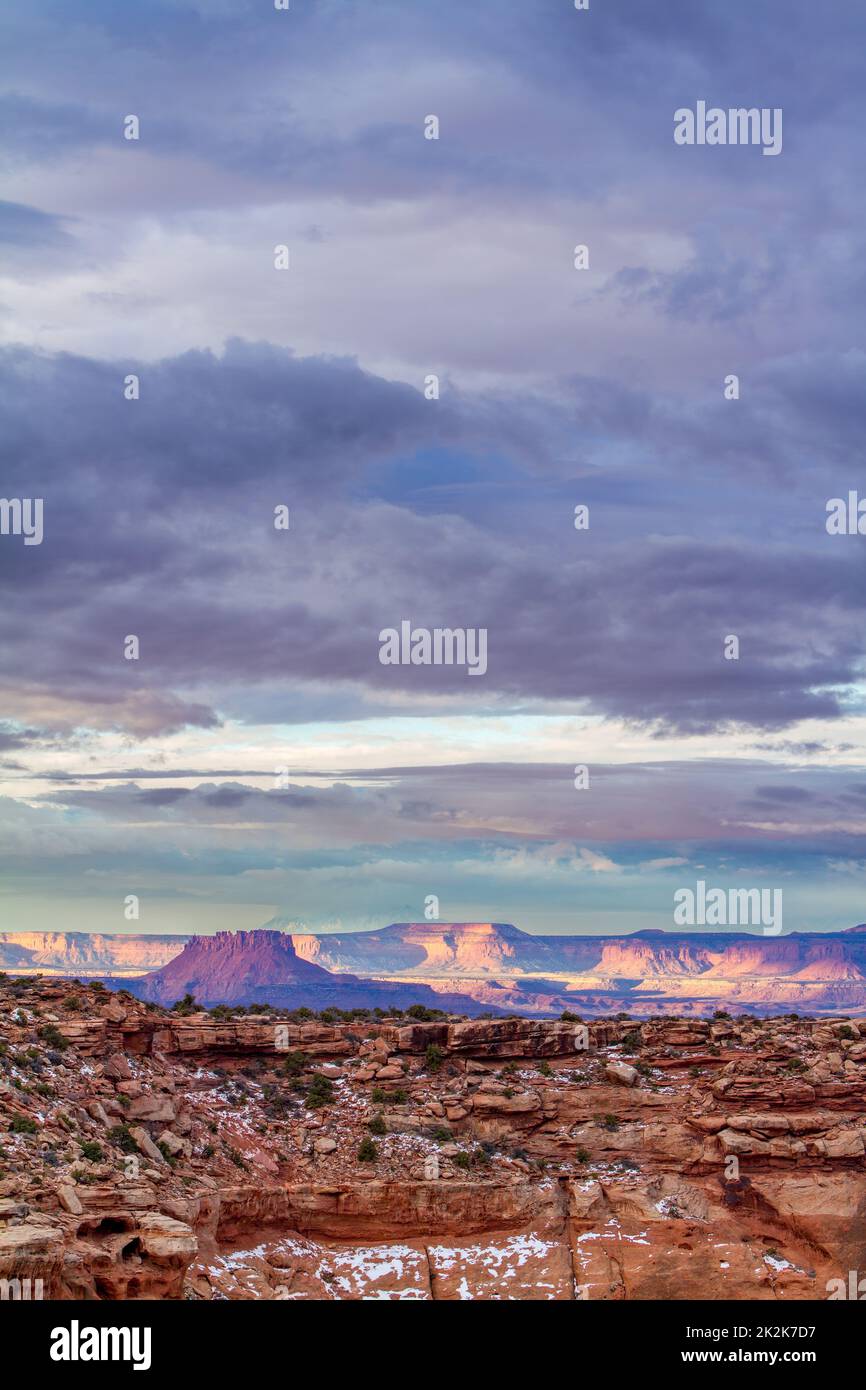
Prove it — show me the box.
[131,931,501,1015]
[2,973,865,1300]
[10,922,866,1018]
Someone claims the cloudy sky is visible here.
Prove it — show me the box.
[2,0,866,937]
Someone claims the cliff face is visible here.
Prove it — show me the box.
[133,930,502,1015]
[8,923,866,1017]
[292,922,866,1015]
[290,921,543,975]
[3,975,866,1301]
[0,932,184,976]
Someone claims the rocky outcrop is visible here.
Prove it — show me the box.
[10,922,866,1017]
[133,931,500,1016]
[2,977,866,1300]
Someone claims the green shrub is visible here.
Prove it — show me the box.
[305,1074,335,1109]
[357,1136,378,1163]
[425,1044,444,1073]
[368,1112,387,1136]
[108,1124,138,1154]
[281,1050,308,1078]
[170,993,198,1016]
[79,1140,103,1162]
[9,1113,37,1134]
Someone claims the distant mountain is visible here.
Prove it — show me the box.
[0,931,182,977]
[284,919,866,1016]
[131,929,504,1014]
[8,921,866,1016]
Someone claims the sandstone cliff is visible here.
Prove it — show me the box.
[2,975,865,1300]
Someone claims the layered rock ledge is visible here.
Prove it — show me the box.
[2,979,865,1299]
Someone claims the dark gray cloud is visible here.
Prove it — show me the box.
[2,340,866,734]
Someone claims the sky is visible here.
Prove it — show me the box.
[2,0,866,937]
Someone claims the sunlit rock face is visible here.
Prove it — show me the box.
[3,977,866,1301]
[8,923,866,1017]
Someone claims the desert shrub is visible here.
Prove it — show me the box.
[305,1074,335,1109]
[38,1025,69,1051]
[282,1050,308,1079]
[425,1044,444,1073]
[170,993,198,1016]
[9,1114,37,1134]
[108,1124,138,1154]
[367,1112,387,1136]
[406,1004,446,1021]
[357,1136,378,1163]
[79,1141,103,1162]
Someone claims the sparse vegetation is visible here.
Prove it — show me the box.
[425,1044,444,1072]
[9,1114,38,1135]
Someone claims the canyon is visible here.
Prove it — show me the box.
[6,922,866,1017]
[1,973,866,1300]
